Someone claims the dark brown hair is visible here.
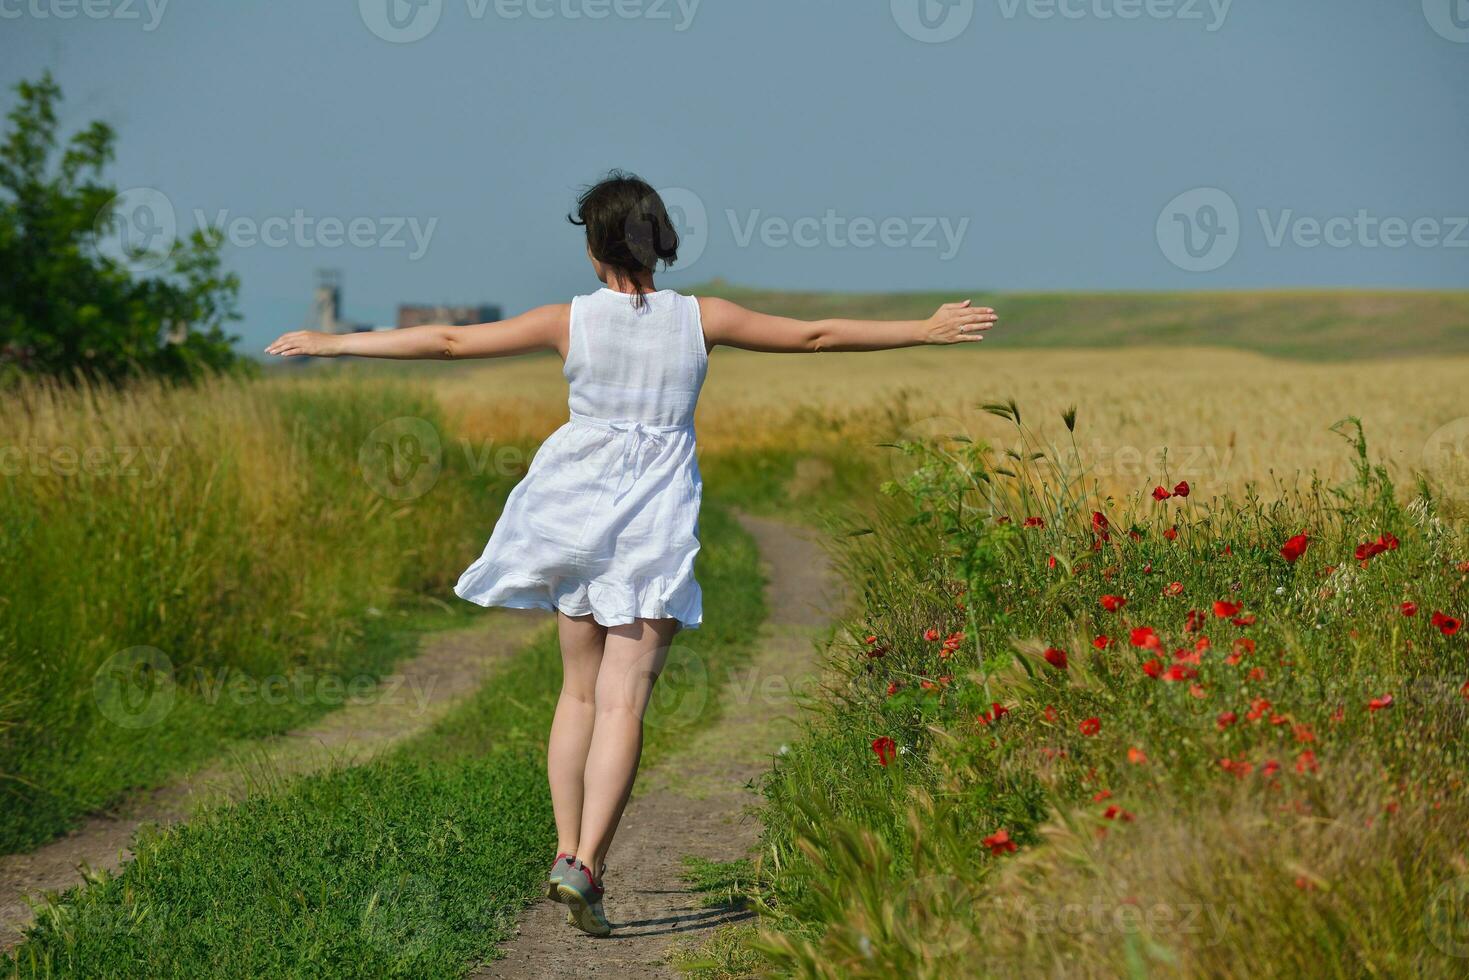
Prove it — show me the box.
[568,170,679,308]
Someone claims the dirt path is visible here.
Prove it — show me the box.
[474,513,842,979]
[0,608,548,948]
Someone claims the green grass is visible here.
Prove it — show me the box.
[0,375,529,852]
[5,502,765,978]
[693,282,1469,360]
[742,411,1469,977]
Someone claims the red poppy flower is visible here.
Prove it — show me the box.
[1400,602,1418,617]
[1461,680,1469,701]
[976,701,1009,726]
[1295,749,1319,774]
[983,828,1018,855]
[1100,594,1127,612]
[1248,666,1266,681]
[1246,697,1271,722]
[1044,646,1069,670]
[1023,516,1045,528]
[1293,724,1316,743]
[1130,626,1161,649]
[1212,600,1242,618]
[1216,710,1238,730]
[1184,609,1206,633]
[1280,533,1310,564]
[1232,614,1257,627]
[1152,486,1171,501]
[886,681,901,697]
[1047,554,1057,569]
[871,736,897,766]
[1165,663,1198,682]
[923,628,940,642]
[1127,746,1148,765]
[1079,717,1101,736]
[1142,658,1163,679]
[1092,789,1112,802]
[1173,481,1190,498]
[1261,759,1281,778]
[1164,581,1184,597]
[1431,611,1462,636]
[1101,805,1135,822]
[1163,526,1179,541]
[1368,694,1393,712]
[1043,705,1059,723]
[864,634,878,645]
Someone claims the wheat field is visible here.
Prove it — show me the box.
[429,346,1469,501]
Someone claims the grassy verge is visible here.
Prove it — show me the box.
[740,408,1469,977]
[5,503,764,978]
[0,374,528,852]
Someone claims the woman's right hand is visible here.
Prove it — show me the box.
[923,300,998,344]
[265,331,344,358]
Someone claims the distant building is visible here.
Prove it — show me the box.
[306,270,498,334]
[397,304,501,329]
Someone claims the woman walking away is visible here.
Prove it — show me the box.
[266,170,999,936]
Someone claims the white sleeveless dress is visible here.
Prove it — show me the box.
[454,288,707,629]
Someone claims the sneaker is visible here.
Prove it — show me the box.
[556,859,611,937]
[545,852,576,903]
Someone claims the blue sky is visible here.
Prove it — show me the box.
[3,0,1467,350]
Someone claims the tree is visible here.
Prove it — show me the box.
[0,72,244,382]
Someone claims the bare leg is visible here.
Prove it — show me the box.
[549,612,607,856]
[575,617,679,873]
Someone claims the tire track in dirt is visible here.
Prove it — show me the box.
[0,609,548,948]
[473,513,842,978]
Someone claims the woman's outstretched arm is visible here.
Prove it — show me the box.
[697,297,997,353]
[265,304,570,360]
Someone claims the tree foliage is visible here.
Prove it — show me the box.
[0,72,244,382]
